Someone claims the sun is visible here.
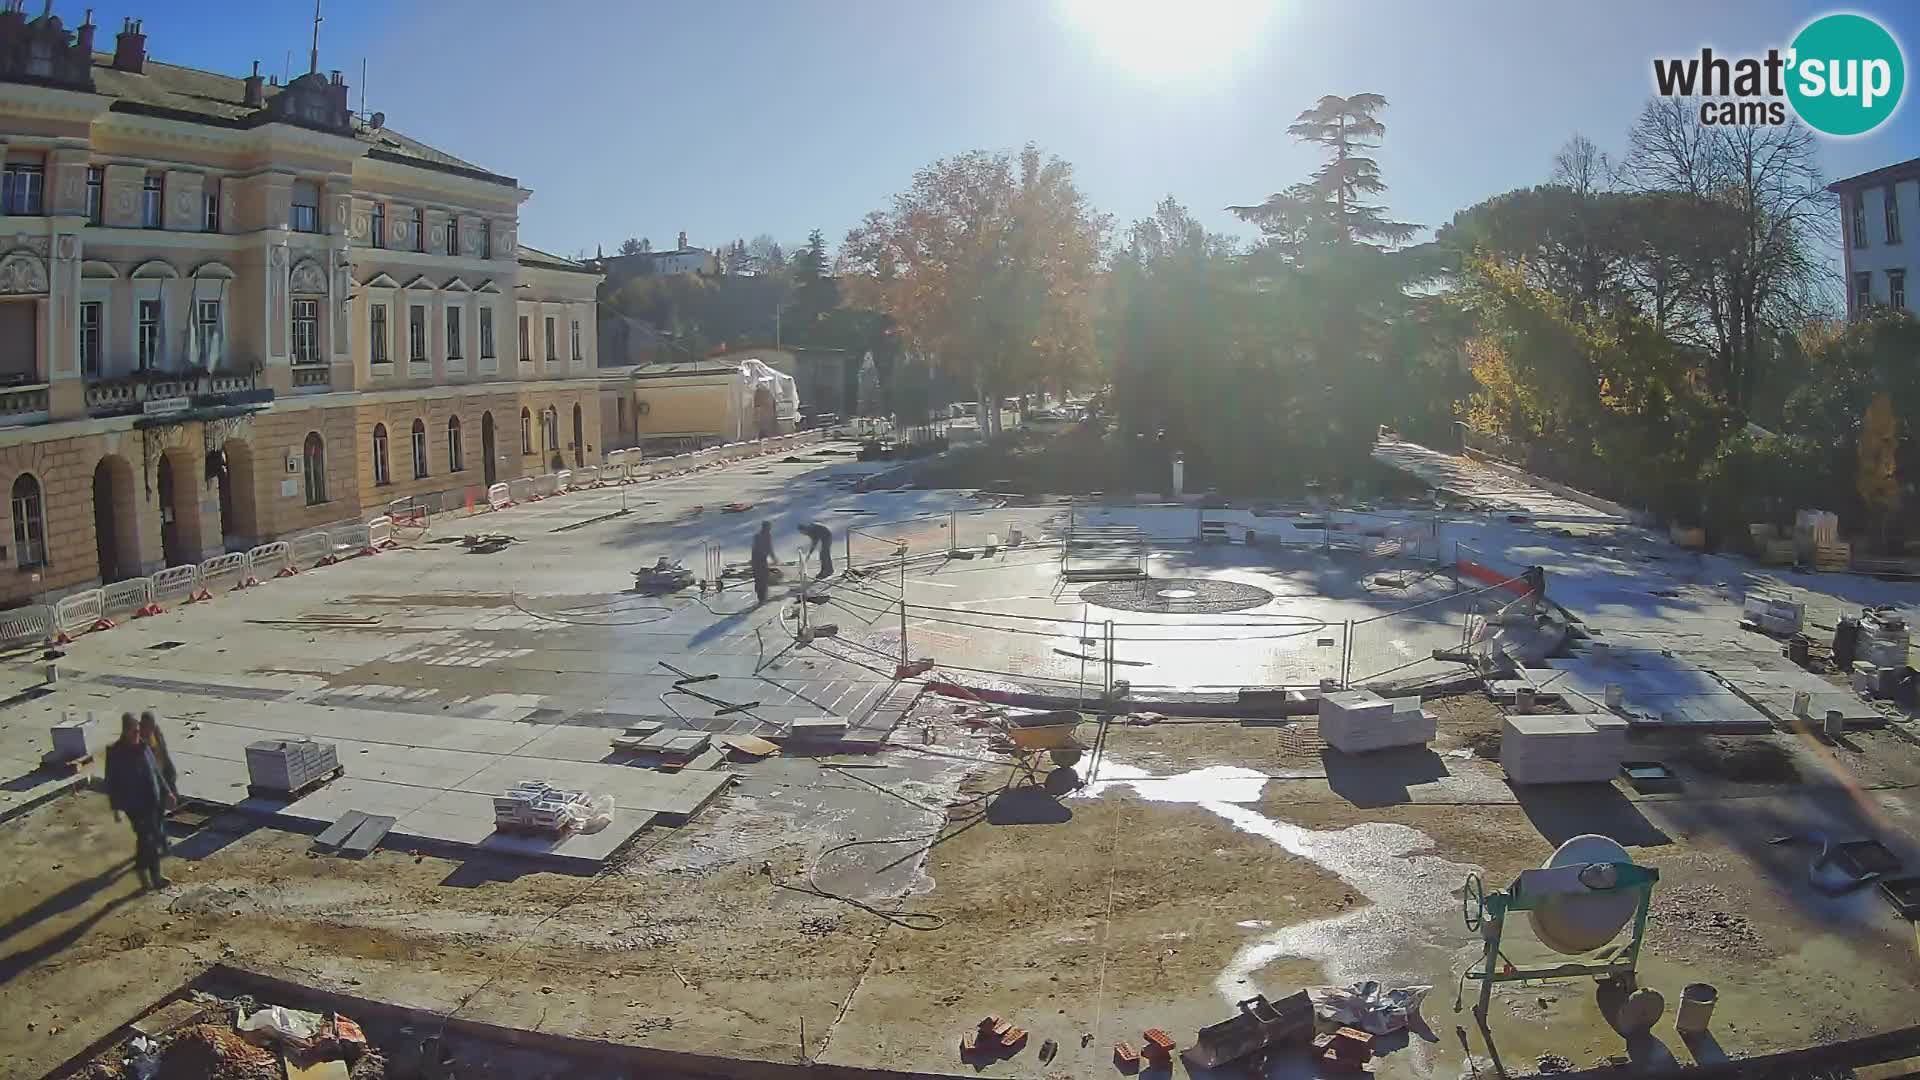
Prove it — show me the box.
[1059,0,1273,82]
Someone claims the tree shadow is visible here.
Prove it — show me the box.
[1511,782,1672,849]
[1320,746,1449,808]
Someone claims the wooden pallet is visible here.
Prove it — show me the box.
[246,765,343,802]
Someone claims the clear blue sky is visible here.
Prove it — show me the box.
[95,1,1920,261]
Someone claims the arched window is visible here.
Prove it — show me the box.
[371,424,390,485]
[303,432,327,505]
[545,406,559,450]
[448,416,464,472]
[11,473,46,569]
[410,418,428,479]
[520,407,532,454]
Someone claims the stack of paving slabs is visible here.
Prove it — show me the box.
[1499,714,1628,785]
[244,739,339,793]
[492,780,589,831]
[1318,691,1437,753]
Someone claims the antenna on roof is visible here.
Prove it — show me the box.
[359,56,366,121]
[308,0,322,76]
[282,49,290,84]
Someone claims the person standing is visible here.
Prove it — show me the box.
[750,520,775,603]
[139,710,178,804]
[104,712,173,890]
[798,521,834,579]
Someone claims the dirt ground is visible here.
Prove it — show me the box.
[6,697,1920,1080]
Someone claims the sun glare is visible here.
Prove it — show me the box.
[1060,0,1272,82]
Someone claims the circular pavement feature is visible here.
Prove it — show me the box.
[1079,577,1275,615]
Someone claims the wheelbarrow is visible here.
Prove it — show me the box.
[1003,710,1087,795]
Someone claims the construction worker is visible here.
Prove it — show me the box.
[798,521,834,579]
[751,520,775,603]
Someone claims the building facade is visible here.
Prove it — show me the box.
[1832,157,1917,317]
[0,8,601,605]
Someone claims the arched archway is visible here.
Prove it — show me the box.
[92,455,139,583]
[217,439,259,551]
[481,412,497,485]
[572,403,584,467]
[156,449,203,568]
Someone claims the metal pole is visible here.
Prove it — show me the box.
[898,553,908,666]
[1343,618,1354,688]
[797,546,810,637]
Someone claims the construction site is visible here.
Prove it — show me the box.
[4,432,1920,1080]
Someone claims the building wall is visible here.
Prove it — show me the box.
[1840,172,1916,315]
[631,375,740,442]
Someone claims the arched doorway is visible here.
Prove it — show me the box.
[216,439,258,551]
[572,404,584,466]
[156,449,202,568]
[92,455,139,583]
[481,412,497,485]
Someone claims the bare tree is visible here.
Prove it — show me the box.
[1624,97,1839,413]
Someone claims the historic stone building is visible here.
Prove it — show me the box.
[0,7,601,605]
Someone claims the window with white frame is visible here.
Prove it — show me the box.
[448,416,464,472]
[372,424,391,485]
[1,156,44,216]
[446,305,463,360]
[410,418,428,479]
[445,213,460,255]
[570,319,583,364]
[479,307,495,360]
[303,432,328,505]
[480,221,492,259]
[371,202,386,249]
[137,299,160,369]
[544,317,556,362]
[411,207,425,252]
[291,180,319,233]
[1855,271,1874,310]
[518,315,530,361]
[141,175,162,228]
[409,305,427,362]
[80,302,101,377]
[370,302,389,364]
[1888,184,1904,245]
[1851,191,1868,249]
[520,408,532,453]
[196,299,221,366]
[11,473,46,569]
[1892,269,1908,311]
[203,181,220,233]
[545,406,559,450]
[291,299,319,365]
[84,166,102,225]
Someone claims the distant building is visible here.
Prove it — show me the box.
[1831,157,1916,317]
[600,356,797,454]
[592,231,719,288]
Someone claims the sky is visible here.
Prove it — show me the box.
[93,0,1920,263]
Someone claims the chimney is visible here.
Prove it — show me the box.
[677,230,688,251]
[243,60,264,107]
[111,16,144,74]
[76,9,95,54]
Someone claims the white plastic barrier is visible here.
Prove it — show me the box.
[0,603,52,649]
[605,449,628,473]
[149,564,201,610]
[99,577,154,626]
[247,541,294,581]
[367,515,395,551]
[508,477,535,504]
[555,469,573,492]
[196,552,250,598]
[291,530,334,568]
[574,465,599,488]
[331,523,374,559]
[52,588,104,642]
[533,474,559,498]
[487,482,511,510]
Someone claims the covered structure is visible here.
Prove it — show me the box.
[602,357,799,454]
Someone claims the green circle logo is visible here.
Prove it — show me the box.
[1787,13,1905,136]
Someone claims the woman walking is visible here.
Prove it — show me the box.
[104,712,173,890]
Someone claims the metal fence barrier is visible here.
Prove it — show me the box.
[533,474,559,499]
[196,552,250,598]
[573,465,599,488]
[149,564,200,610]
[52,588,104,642]
[291,530,334,568]
[367,516,395,551]
[508,477,535,504]
[99,577,154,626]
[487,482,511,510]
[331,522,374,560]
[0,603,52,650]
[554,469,573,492]
[248,541,295,581]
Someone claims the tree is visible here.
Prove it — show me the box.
[841,144,1106,434]
[746,235,786,276]
[1858,392,1901,547]
[1230,93,1417,257]
[617,237,650,256]
[721,239,753,276]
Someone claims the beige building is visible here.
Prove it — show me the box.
[0,9,601,605]
[599,355,799,455]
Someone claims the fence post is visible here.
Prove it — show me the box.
[897,553,908,665]
[1342,618,1354,688]
[1325,509,1334,555]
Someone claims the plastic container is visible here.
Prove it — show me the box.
[1675,983,1717,1034]
[1604,683,1625,710]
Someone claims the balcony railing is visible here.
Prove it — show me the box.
[0,383,50,427]
[292,365,333,392]
[84,371,258,417]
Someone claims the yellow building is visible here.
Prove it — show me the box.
[0,9,601,604]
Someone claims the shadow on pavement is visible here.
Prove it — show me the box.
[1320,746,1449,808]
[1512,782,1672,848]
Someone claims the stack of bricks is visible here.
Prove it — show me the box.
[1141,1028,1175,1068]
[961,1014,1027,1058]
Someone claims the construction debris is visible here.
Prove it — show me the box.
[1183,992,1313,1069]
[962,1014,1029,1059]
[1141,1027,1176,1067]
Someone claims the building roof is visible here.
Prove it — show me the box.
[86,52,517,187]
[517,245,601,275]
[1828,157,1920,192]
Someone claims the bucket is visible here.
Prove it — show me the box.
[1604,683,1625,710]
[1514,688,1536,714]
[1675,983,1717,1034]
[1824,710,1846,740]
[1792,690,1812,718]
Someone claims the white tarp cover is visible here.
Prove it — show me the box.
[738,357,801,423]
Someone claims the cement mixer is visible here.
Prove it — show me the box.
[1459,835,1658,1032]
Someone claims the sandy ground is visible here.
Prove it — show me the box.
[7,690,1919,1080]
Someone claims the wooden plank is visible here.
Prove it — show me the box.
[311,809,368,853]
[340,813,396,856]
[714,733,780,758]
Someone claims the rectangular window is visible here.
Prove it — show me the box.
[479,307,495,358]
[544,317,556,362]
[197,299,220,365]
[518,315,530,361]
[370,303,389,364]
[85,166,102,225]
[291,195,318,233]
[412,425,429,479]
[373,427,390,485]
[409,304,427,361]
[371,202,386,248]
[412,208,425,253]
[1,160,44,216]
[1888,184,1904,245]
[12,481,45,569]
[1855,270,1874,311]
[445,214,460,255]
[1892,269,1908,311]
[137,299,160,368]
[141,175,162,228]
[570,319,583,363]
[291,298,319,365]
[446,306,463,360]
[480,221,492,259]
[1851,191,1868,249]
[80,301,101,377]
[203,182,219,233]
